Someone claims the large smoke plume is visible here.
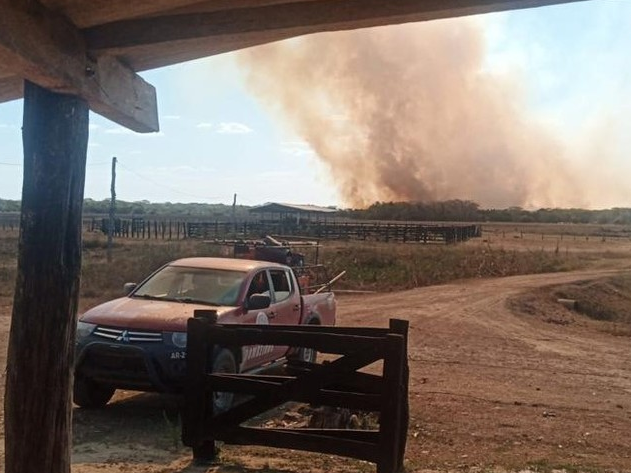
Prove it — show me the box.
[237,20,622,209]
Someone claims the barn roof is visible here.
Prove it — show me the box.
[249,202,338,214]
[0,0,586,133]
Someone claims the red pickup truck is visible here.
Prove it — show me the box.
[74,257,336,409]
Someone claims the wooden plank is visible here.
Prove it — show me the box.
[0,0,158,132]
[287,364,383,394]
[207,373,286,394]
[259,428,379,442]
[4,81,88,473]
[223,369,384,395]
[306,389,382,411]
[84,0,587,58]
[207,374,382,410]
[221,323,391,336]
[208,326,386,354]
[208,349,382,430]
[41,0,322,28]
[221,426,380,462]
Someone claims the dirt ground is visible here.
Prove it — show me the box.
[3,257,631,471]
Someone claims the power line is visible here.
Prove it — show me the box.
[116,160,225,201]
[0,158,227,202]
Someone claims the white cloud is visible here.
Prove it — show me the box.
[215,122,253,134]
[196,122,213,129]
[88,124,101,131]
[163,115,181,120]
[88,142,101,148]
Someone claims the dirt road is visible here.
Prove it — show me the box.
[341,268,631,471]
[2,268,631,472]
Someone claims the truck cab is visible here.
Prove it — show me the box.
[74,257,335,408]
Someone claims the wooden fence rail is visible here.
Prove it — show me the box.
[182,312,409,473]
[87,216,480,244]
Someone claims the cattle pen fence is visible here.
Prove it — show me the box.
[84,217,480,244]
[182,311,410,473]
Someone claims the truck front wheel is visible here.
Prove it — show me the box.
[297,346,317,363]
[73,376,115,408]
[296,319,319,363]
[212,349,237,414]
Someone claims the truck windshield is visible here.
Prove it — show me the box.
[132,266,246,307]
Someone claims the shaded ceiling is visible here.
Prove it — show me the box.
[0,0,589,132]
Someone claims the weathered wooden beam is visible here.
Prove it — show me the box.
[221,426,380,463]
[4,81,89,473]
[0,0,158,132]
[85,0,588,52]
[41,0,322,28]
[0,76,23,102]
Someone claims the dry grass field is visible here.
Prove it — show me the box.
[2,224,631,473]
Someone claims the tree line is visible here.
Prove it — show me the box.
[3,197,631,225]
[0,198,250,219]
[341,200,631,225]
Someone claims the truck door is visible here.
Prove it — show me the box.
[240,269,287,370]
[268,268,301,326]
[267,268,302,360]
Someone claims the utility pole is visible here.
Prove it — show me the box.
[232,193,237,238]
[107,156,117,262]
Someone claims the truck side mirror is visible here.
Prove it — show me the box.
[247,294,271,311]
[123,282,137,296]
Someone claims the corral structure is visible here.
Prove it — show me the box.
[89,217,481,244]
[188,220,480,243]
[249,202,338,224]
[1,1,590,473]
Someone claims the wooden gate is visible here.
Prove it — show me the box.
[182,312,409,473]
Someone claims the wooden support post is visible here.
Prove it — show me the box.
[389,319,410,472]
[183,310,219,464]
[4,81,88,473]
[378,332,406,473]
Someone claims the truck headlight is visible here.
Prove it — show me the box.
[77,321,96,339]
[171,332,187,348]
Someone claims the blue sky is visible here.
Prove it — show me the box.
[0,0,629,209]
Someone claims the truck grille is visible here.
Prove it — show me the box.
[81,345,154,387]
[86,349,147,372]
[93,326,162,343]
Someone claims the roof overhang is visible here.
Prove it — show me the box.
[0,0,589,133]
